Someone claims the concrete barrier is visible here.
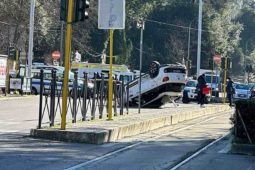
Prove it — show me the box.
[30,104,231,144]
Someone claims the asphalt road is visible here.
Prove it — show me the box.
[177,136,255,170]
[0,97,251,170]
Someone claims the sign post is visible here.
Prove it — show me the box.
[98,0,125,120]
[213,55,221,65]
[0,55,7,89]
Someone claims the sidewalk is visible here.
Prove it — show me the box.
[0,94,34,101]
[30,104,231,144]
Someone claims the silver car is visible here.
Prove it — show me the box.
[233,84,251,100]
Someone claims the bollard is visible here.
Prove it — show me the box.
[120,75,124,115]
[113,75,118,116]
[72,71,78,123]
[82,72,88,121]
[91,73,97,120]
[126,82,130,114]
[50,70,56,127]
[38,69,44,129]
[99,73,104,119]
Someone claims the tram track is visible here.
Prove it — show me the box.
[66,110,232,170]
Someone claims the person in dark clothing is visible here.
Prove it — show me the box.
[197,74,207,107]
[226,77,234,107]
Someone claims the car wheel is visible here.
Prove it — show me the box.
[148,61,160,78]
[182,91,190,104]
[31,87,38,95]
[182,96,190,104]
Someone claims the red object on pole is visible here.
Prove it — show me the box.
[52,51,61,60]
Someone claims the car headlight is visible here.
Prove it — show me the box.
[191,89,196,93]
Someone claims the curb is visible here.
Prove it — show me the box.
[231,143,255,156]
[30,105,231,144]
[0,95,35,101]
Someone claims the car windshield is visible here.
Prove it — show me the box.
[235,84,249,90]
[186,81,197,87]
[205,75,219,83]
[248,83,255,89]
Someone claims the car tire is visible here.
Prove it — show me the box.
[182,91,190,104]
[182,97,190,104]
[148,61,160,78]
[31,87,38,95]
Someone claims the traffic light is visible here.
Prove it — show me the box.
[221,57,231,70]
[60,0,89,22]
[74,0,89,22]
[8,47,16,60]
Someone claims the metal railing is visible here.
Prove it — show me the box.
[38,69,129,129]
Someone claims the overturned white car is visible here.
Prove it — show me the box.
[127,61,187,108]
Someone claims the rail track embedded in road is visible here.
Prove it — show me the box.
[65,111,232,170]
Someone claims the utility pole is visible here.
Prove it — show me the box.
[27,0,35,80]
[196,0,203,78]
[137,20,145,114]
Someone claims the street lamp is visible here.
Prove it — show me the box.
[137,20,145,114]
[196,0,203,78]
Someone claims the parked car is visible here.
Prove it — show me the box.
[233,83,251,100]
[182,79,211,104]
[182,80,198,103]
[20,65,94,97]
[249,83,255,99]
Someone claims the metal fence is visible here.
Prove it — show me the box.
[38,69,130,129]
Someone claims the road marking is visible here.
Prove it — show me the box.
[218,142,231,153]
[170,133,230,170]
[66,112,230,170]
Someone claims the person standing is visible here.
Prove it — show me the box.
[75,50,81,62]
[197,74,207,107]
[226,77,234,107]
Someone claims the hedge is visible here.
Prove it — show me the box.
[233,100,255,144]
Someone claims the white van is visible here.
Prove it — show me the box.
[71,62,134,84]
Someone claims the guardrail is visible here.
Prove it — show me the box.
[38,69,130,129]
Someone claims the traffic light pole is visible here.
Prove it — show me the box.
[60,21,65,66]
[61,0,74,130]
[138,21,144,114]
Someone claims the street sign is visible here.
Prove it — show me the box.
[52,51,61,60]
[8,47,16,60]
[10,78,22,90]
[213,55,221,64]
[0,55,7,88]
[98,0,125,29]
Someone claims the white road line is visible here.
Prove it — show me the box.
[170,133,230,170]
[66,112,230,170]
[218,142,231,154]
